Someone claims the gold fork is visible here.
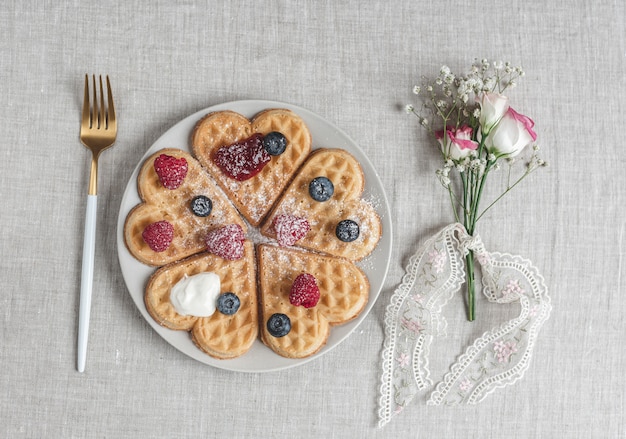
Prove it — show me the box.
[77,75,117,372]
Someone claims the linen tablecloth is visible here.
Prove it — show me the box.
[1,1,624,437]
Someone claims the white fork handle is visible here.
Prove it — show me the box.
[77,194,97,372]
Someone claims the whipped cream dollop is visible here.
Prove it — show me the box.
[170,272,221,317]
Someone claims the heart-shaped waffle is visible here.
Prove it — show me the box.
[257,244,369,358]
[123,148,246,266]
[191,109,312,226]
[144,242,258,359]
[260,148,382,261]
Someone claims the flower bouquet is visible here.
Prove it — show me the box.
[406,59,546,321]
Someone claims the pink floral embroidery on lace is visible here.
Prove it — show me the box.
[502,279,524,297]
[401,317,424,334]
[459,377,472,392]
[397,352,410,368]
[493,340,518,363]
[428,249,446,273]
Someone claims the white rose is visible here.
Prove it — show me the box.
[477,92,509,134]
[484,107,537,158]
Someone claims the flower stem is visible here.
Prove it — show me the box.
[453,161,478,322]
[462,159,492,322]
[470,160,493,226]
[474,164,536,223]
[465,251,476,321]
[448,186,461,224]
[461,172,469,226]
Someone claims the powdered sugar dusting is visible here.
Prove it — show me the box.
[244,220,274,245]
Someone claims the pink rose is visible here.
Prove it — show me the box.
[483,107,537,158]
[435,125,479,161]
[477,92,509,134]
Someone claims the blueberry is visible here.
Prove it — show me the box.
[267,313,291,337]
[217,292,240,315]
[262,132,287,156]
[190,195,213,217]
[308,176,334,202]
[335,219,360,242]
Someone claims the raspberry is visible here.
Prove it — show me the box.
[205,224,245,260]
[289,273,320,308]
[154,154,188,190]
[142,220,174,252]
[213,133,271,181]
[272,214,310,247]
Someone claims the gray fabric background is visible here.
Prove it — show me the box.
[1,1,623,437]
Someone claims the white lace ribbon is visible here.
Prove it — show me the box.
[378,223,551,427]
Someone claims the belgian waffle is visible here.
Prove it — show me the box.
[257,244,369,359]
[144,242,258,359]
[191,109,312,226]
[123,148,246,266]
[260,148,382,261]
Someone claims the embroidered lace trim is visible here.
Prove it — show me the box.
[378,223,551,427]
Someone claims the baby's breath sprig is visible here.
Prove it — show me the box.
[406,59,543,321]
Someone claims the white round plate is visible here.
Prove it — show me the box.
[116,100,392,372]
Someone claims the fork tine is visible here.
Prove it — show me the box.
[98,75,106,129]
[82,74,90,128]
[92,75,99,129]
[106,76,116,129]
